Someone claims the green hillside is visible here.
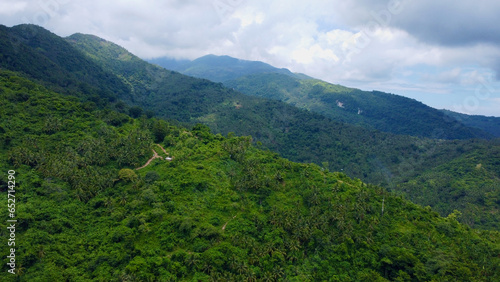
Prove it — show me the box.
[65,35,500,230]
[1,70,500,281]
[224,73,492,140]
[1,24,499,231]
[149,54,310,83]
[149,53,494,140]
[393,141,500,230]
[442,109,500,137]
[0,24,130,107]
[66,33,245,122]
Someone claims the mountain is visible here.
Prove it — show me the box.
[147,57,190,71]
[1,70,499,281]
[226,73,495,140]
[395,145,500,230]
[66,32,500,231]
[0,24,130,107]
[442,109,500,137]
[156,54,492,140]
[149,54,310,83]
[1,24,500,230]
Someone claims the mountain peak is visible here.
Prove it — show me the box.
[149,54,309,82]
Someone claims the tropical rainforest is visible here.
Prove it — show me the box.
[154,54,498,140]
[0,24,499,281]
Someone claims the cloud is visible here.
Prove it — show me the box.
[0,0,499,115]
[0,1,28,15]
[330,0,500,47]
[1,0,241,59]
[396,1,500,47]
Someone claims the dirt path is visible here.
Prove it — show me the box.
[135,149,162,170]
[222,215,237,230]
[135,144,173,170]
[156,144,168,155]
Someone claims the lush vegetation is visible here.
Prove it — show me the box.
[1,24,500,232]
[1,71,500,281]
[149,54,309,83]
[442,109,500,137]
[392,141,500,230]
[148,54,494,139]
[0,24,130,107]
[224,73,492,140]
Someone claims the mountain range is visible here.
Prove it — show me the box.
[1,24,499,280]
[148,54,311,83]
[150,54,500,139]
[1,24,499,229]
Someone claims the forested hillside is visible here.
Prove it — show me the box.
[442,109,500,137]
[224,73,491,140]
[394,146,500,230]
[151,54,492,140]
[0,24,129,107]
[1,70,499,281]
[67,31,500,230]
[1,24,499,231]
[148,54,309,83]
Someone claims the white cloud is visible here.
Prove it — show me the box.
[0,1,27,15]
[1,0,499,115]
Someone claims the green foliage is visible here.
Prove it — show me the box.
[118,169,138,182]
[149,54,308,82]
[144,171,160,183]
[2,25,499,232]
[394,147,500,230]
[0,24,129,106]
[128,106,143,118]
[0,71,500,281]
[224,73,492,139]
[442,109,500,137]
[152,119,170,143]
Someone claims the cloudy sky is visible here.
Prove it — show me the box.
[1,0,500,116]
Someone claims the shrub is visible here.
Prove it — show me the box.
[119,168,138,182]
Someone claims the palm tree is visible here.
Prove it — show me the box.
[187,253,200,269]
[229,255,239,271]
[16,262,25,276]
[119,194,128,205]
[262,271,275,282]
[237,262,248,276]
[287,250,300,262]
[202,262,213,274]
[273,266,285,280]
[287,239,300,252]
[244,269,257,282]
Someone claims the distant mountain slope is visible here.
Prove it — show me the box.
[147,57,190,71]
[442,109,500,137]
[225,73,494,140]
[153,54,492,140]
[395,144,500,230]
[66,33,255,122]
[149,54,310,82]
